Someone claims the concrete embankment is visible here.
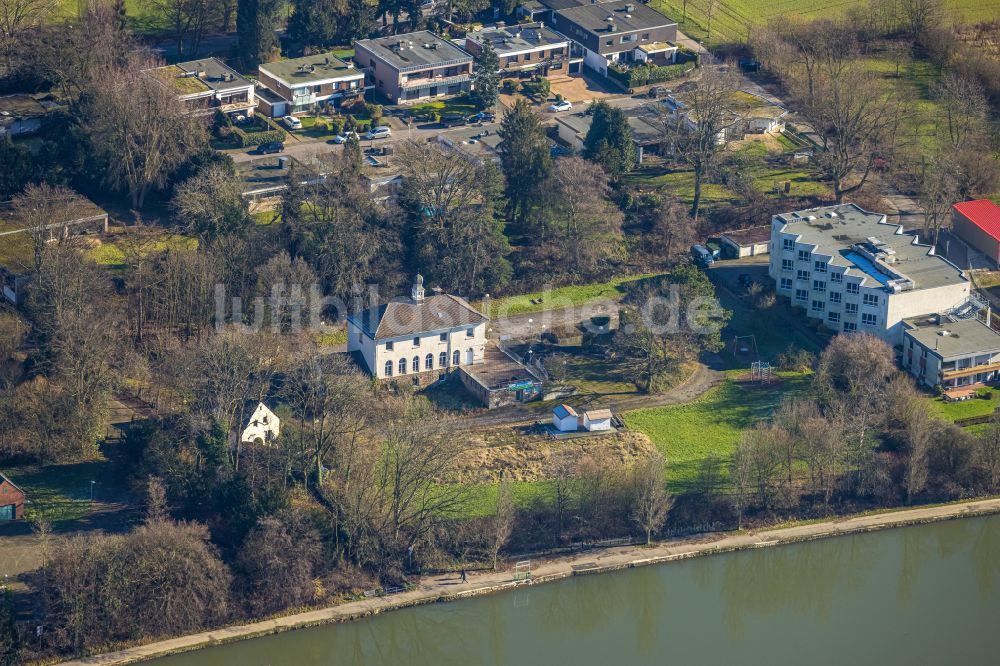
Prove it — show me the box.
[56,497,1000,666]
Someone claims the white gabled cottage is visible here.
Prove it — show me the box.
[242,403,280,444]
[346,275,489,379]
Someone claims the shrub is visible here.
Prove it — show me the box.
[329,116,345,135]
[607,62,694,88]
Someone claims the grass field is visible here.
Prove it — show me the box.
[650,0,1000,46]
[485,272,667,318]
[623,371,813,490]
[86,230,198,269]
[928,387,1000,422]
[7,460,108,524]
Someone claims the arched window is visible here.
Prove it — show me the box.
[398,357,407,375]
[412,356,420,373]
[452,349,461,366]
[439,351,448,367]
[384,360,393,377]
[425,353,434,370]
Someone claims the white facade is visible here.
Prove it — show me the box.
[553,405,579,432]
[582,410,612,431]
[241,403,280,444]
[769,204,970,346]
[346,276,489,380]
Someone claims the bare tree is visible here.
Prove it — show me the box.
[900,0,943,38]
[236,510,322,615]
[977,413,1000,494]
[172,163,251,241]
[932,71,989,150]
[84,53,206,208]
[144,476,169,523]
[489,476,515,570]
[153,0,222,58]
[12,184,93,272]
[630,452,672,545]
[737,423,784,510]
[645,195,694,267]
[656,64,745,220]
[731,437,754,530]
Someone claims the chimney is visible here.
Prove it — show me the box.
[411,274,425,302]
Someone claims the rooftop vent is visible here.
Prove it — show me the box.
[825,211,838,218]
[625,2,635,9]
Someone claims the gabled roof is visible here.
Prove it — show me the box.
[954,200,1000,243]
[553,404,578,419]
[0,472,24,495]
[348,293,488,340]
[584,408,612,420]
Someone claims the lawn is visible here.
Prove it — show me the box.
[484,272,667,318]
[927,387,1000,422]
[408,95,479,119]
[649,0,1000,46]
[622,371,813,490]
[86,230,198,269]
[315,327,348,347]
[6,460,109,525]
[459,480,557,519]
[0,232,35,272]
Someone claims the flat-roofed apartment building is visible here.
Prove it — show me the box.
[355,31,473,104]
[768,203,970,345]
[464,22,577,77]
[151,58,256,118]
[902,315,1000,390]
[257,53,365,116]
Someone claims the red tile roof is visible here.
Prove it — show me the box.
[954,200,1000,242]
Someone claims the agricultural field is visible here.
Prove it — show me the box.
[651,0,1000,45]
[622,371,813,490]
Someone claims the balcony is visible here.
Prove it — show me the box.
[941,361,1000,381]
[400,73,471,90]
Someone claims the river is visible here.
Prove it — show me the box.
[154,515,1000,666]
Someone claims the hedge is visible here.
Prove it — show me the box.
[607,62,695,88]
[226,115,287,148]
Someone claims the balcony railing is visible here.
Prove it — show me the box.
[941,361,1000,381]
[400,73,471,90]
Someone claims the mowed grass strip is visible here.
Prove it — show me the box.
[485,272,667,318]
[623,372,812,490]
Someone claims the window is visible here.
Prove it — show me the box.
[795,289,808,302]
[829,292,842,304]
[524,52,532,61]
[621,34,636,43]
[844,322,857,332]
[413,336,421,347]
[831,272,843,283]
[828,311,840,323]
[440,351,448,367]
[798,250,810,261]
[386,340,394,351]
[783,239,795,251]
[384,360,393,377]
[797,270,810,281]
[438,332,448,342]
[453,349,461,365]
[863,293,879,307]
[813,280,826,292]
[780,278,793,290]
[412,356,420,373]
[814,260,827,273]
[845,302,858,314]
[781,259,793,271]
[641,33,650,39]
[466,327,475,338]
[606,40,613,46]
[862,313,878,326]
[811,300,825,312]
[398,358,407,375]
[425,353,434,370]
[846,283,860,294]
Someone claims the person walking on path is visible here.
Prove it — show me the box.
[460,569,467,583]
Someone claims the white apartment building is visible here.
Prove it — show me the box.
[346,275,488,380]
[769,203,970,346]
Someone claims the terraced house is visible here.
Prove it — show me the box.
[152,58,256,118]
[354,31,474,104]
[465,22,579,77]
[256,53,366,117]
[768,203,971,345]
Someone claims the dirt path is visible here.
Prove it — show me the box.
[55,497,1000,666]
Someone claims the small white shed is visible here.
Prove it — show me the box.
[242,402,280,444]
[552,404,579,432]
[582,409,613,432]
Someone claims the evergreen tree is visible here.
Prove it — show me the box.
[288,0,373,49]
[471,41,500,110]
[496,99,551,231]
[113,0,128,32]
[583,100,635,177]
[236,0,281,68]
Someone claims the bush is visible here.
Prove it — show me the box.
[328,116,345,135]
[502,79,517,94]
[230,115,287,147]
[520,76,550,99]
[607,62,695,88]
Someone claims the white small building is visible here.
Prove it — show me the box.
[582,409,612,432]
[242,403,280,444]
[721,226,771,259]
[552,404,579,432]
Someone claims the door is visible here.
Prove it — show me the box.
[466,349,474,365]
[0,504,14,521]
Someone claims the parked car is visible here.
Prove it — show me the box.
[467,111,495,124]
[330,131,360,144]
[257,141,284,154]
[548,100,573,112]
[282,115,302,130]
[691,244,715,268]
[365,126,392,139]
[441,114,466,127]
[648,86,670,99]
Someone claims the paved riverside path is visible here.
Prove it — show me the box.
[58,497,1000,666]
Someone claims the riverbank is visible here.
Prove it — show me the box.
[56,496,1000,666]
